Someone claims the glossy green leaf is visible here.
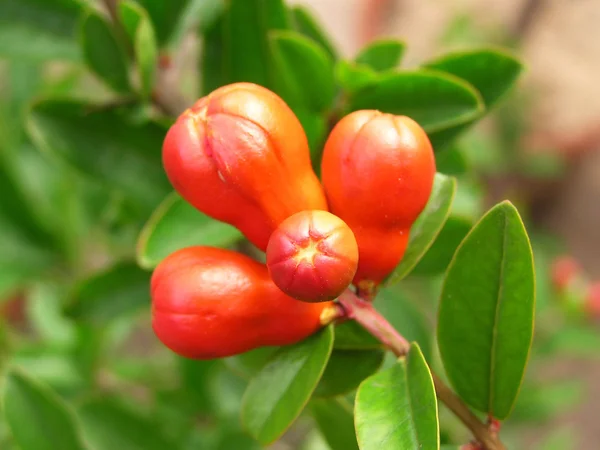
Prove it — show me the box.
[435,145,469,176]
[136,0,194,47]
[225,0,290,88]
[424,48,523,108]
[118,1,157,98]
[335,60,379,94]
[27,99,171,215]
[333,321,382,350]
[3,369,86,450]
[224,347,278,379]
[77,397,176,450]
[291,5,337,60]
[315,349,384,397]
[0,0,83,61]
[412,215,472,276]
[65,262,150,323]
[355,39,405,72]
[201,10,226,94]
[135,17,158,98]
[388,173,456,282]
[349,71,484,135]
[438,201,535,419]
[136,192,243,269]
[355,344,439,450]
[311,398,359,450]
[80,12,131,93]
[241,325,334,444]
[376,286,432,361]
[270,30,335,112]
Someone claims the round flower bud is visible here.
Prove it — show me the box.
[266,210,359,303]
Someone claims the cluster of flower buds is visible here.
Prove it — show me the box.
[152,83,436,359]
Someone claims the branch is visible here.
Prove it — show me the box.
[337,290,506,450]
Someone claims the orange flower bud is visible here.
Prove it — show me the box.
[267,210,359,303]
[321,110,436,289]
[162,83,328,251]
[151,246,337,360]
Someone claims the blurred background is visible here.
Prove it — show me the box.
[0,0,599,449]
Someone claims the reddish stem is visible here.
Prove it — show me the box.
[337,289,506,450]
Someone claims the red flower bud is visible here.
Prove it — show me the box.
[267,210,359,303]
[321,110,436,289]
[162,82,328,251]
[151,246,337,359]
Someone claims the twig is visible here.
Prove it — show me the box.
[337,289,506,450]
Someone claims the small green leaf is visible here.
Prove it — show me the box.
[77,397,177,450]
[295,109,328,174]
[201,10,226,94]
[65,262,151,324]
[26,99,171,215]
[291,5,337,60]
[315,349,385,397]
[333,321,382,350]
[80,12,131,93]
[311,398,359,450]
[424,48,523,108]
[135,17,158,98]
[349,71,484,136]
[3,369,86,450]
[388,173,456,282]
[270,30,335,112]
[118,1,157,98]
[355,39,405,72]
[136,192,243,269]
[241,325,334,444]
[355,344,439,450]
[224,347,278,379]
[335,60,379,94]
[412,215,472,276]
[375,286,433,361]
[225,0,289,88]
[438,201,535,419]
[435,145,469,176]
[0,0,83,61]
[136,0,196,47]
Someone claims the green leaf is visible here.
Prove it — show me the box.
[241,325,334,444]
[118,1,158,99]
[119,1,158,98]
[0,0,83,61]
[435,145,469,176]
[333,321,382,350]
[376,286,433,362]
[349,71,484,136]
[135,17,158,98]
[335,60,379,95]
[77,397,176,450]
[311,398,359,450]
[424,48,523,108]
[26,99,171,215]
[315,349,384,397]
[291,5,337,60]
[355,39,405,72]
[224,347,278,379]
[388,174,456,283]
[224,0,290,88]
[201,10,226,94]
[136,0,195,47]
[65,262,151,324]
[438,201,535,419]
[412,215,472,276]
[270,30,335,112]
[80,12,131,93]
[355,344,439,450]
[3,369,86,450]
[136,192,243,269]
